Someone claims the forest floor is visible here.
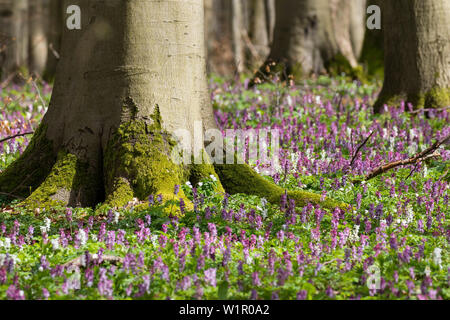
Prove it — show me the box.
[0,75,448,300]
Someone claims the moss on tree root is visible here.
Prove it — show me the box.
[325,53,366,83]
[102,106,193,214]
[0,124,56,199]
[214,163,349,211]
[22,150,100,209]
[374,87,450,113]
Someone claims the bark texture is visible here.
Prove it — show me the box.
[0,0,347,213]
[29,0,48,77]
[359,0,384,79]
[0,0,29,82]
[44,0,63,81]
[251,0,365,85]
[374,0,450,112]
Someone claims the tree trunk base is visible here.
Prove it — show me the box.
[374,87,450,113]
[214,163,349,211]
[0,125,55,200]
[1,112,349,213]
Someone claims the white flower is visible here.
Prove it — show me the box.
[210,174,217,182]
[90,234,97,242]
[198,182,203,187]
[286,95,293,106]
[3,237,11,251]
[405,205,414,225]
[40,226,47,235]
[349,225,360,243]
[423,166,428,177]
[44,218,51,231]
[114,211,120,224]
[78,229,87,247]
[151,234,158,246]
[261,198,268,207]
[433,248,442,268]
[315,96,321,104]
[51,238,60,250]
[185,181,192,188]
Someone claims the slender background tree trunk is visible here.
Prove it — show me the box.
[0,0,29,82]
[28,0,48,77]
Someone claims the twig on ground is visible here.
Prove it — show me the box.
[361,133,450,182]
[63,255,125,271]
[350,131,374,167]
[0,191,25,200]
[408,106,450,114]
[0,131,34,144]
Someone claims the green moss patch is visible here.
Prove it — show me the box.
[214,163,349,211]
[0,124,56,199]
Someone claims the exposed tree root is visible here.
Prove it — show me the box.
[0,124,56,199]
[20,150,102,209]
[2,112,348,214]
[214,163,350,211]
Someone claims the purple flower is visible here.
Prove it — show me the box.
[145,215,152,226]
[326,286,335,298]
[179,198,185,214]
[148,194,154,206]
[6,285,25,300]
[204,268,217,287]
[252,271,261,286]
[65,208,73,223]
[42,288,50,299]
[297,290,307,300]
[98,268,113,298]
[174,184,180,196]
[177,276,192,291]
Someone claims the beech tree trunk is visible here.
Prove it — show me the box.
[204,0,235,76]
[28,0,48,77]
[374,0,450,113]
[359,0,384,79]
[44,0,63,81]
[247,0,270,68]
[0,0,29,82]
[251,0,364,85]
[0,0,346,212]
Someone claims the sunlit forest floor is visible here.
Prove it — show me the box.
[0,75,448,300]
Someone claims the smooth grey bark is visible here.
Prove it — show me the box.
[251,0,364,84]
[374,0,450,112]
[44,0,63,80]
[204,0,235,76]
[0,0,29,82]
[349,0,366,60]
[29,0,48,77]
[231,0,244,73]
[359,0,384,78]
[247,0,270,66]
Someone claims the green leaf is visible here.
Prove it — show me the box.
[218,281,229,300]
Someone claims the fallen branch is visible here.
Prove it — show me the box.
[0,131,34,144]
[408,106,450,114]
[0,191,25,200]
[361,133,450,182]
[63,254,124,271]
[350,131,374,167]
